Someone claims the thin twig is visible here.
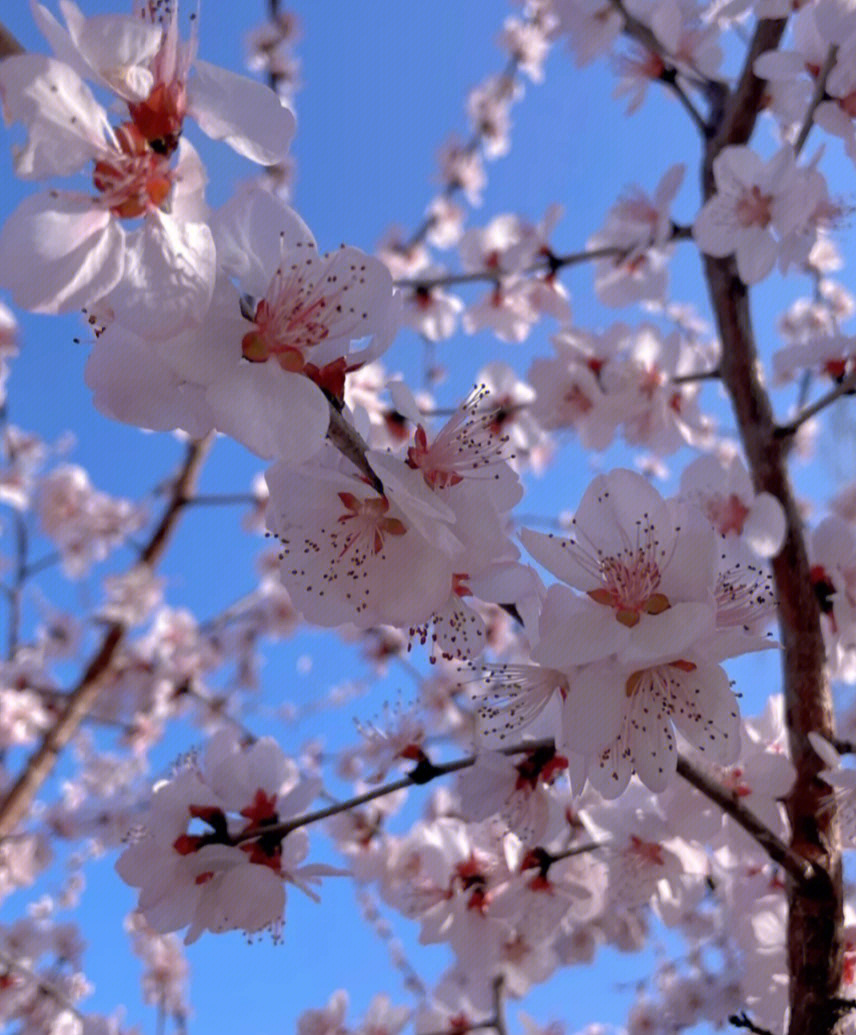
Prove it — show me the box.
[660,69,708,134]
[776,369,856,439]
[234,738,555,844]
[729,1011,776,1035]
[395,225,694,293]
[793,45,838,156]
[676,755,815,886]
[672,365,721,384]
[325,402,384,493]
[184,493,259,508]
[548,839,612,863]
[6,511,27,660]
[491,976,509,1035]
[0,437,213,842]
[0,946,83,1022]
[21,549,63,580]
[0,23,24,59]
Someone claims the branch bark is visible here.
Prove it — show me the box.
[705,251,844,1035]
[698,17,844,1033]
[0,436,213,841]
[0,24,24,60]
[676,756,814,885]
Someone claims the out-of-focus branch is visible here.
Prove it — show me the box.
[706,18,788,165]
[6,511,28,660]
[776,368,856,439]
[0,23,24,60]
[676,756,814,885]
[0,946,83,1022]
[325,400,384,494]
[794,45,838,155]
[395,224,695,292]
[234,738,556,844]
[0,436,213,842]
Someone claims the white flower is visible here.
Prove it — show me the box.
[693,146,813,284]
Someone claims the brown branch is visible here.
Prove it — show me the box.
[0,436,213,842]
[794,45,838,156]
[233,738,555,844]
[325,401,384,494]
[776,369,856,439]
[676,756,814,885]
[698,12,845,1028]
[704,254,844,1035]
[0,23,24,60]
[706,18,788,167]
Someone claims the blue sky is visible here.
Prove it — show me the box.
[0,2,854,1034]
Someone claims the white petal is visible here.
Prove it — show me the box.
[713,145,765,192]
[627,684,677,792]
[85,329,215,437]
[188,59,296,165]
[744,493,786,557]
[693,198,738,257]
[213,188,315,298]
[533,586,626,668]
[107,213,215,338]
[0,193,123,313]
[735,230,776,284]
[0,55,109,178]
[74,12,162,100]
[206,363,328,462]
[669,663,741,764]
[562,663,625,756]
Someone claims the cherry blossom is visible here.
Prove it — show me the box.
[87,189,397,459]
[693,146,815,284]
[679,451,786,558]
[115,730,330,943]
[0,55,216,334]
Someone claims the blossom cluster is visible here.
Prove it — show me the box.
[4,0,856,1032]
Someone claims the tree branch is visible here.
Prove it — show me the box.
[0,436,213,842]
[395,225,695,293]
[0,23,24,60]
[793,45,838,157]
[676,756,814,885]
[698,11,844,1026]
[234,738,555,844]
[776,369,856,439]
[706,18,788,165]
[324,399,383,493]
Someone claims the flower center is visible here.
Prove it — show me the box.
[92,123,173,218]
[588,554,670,627]
[705,492,750,536]
[735,185,772,229]
[336,492,407,557]
[129,80,187,156]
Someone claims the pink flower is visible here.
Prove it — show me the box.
[523,470,719,668]
[692,145,813,284]
[115,731,329,943]
[36,0,295,164]
[265,446,458,629]
[0,56,215,334]
[87,189,398,461]
[679,452,786,558]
